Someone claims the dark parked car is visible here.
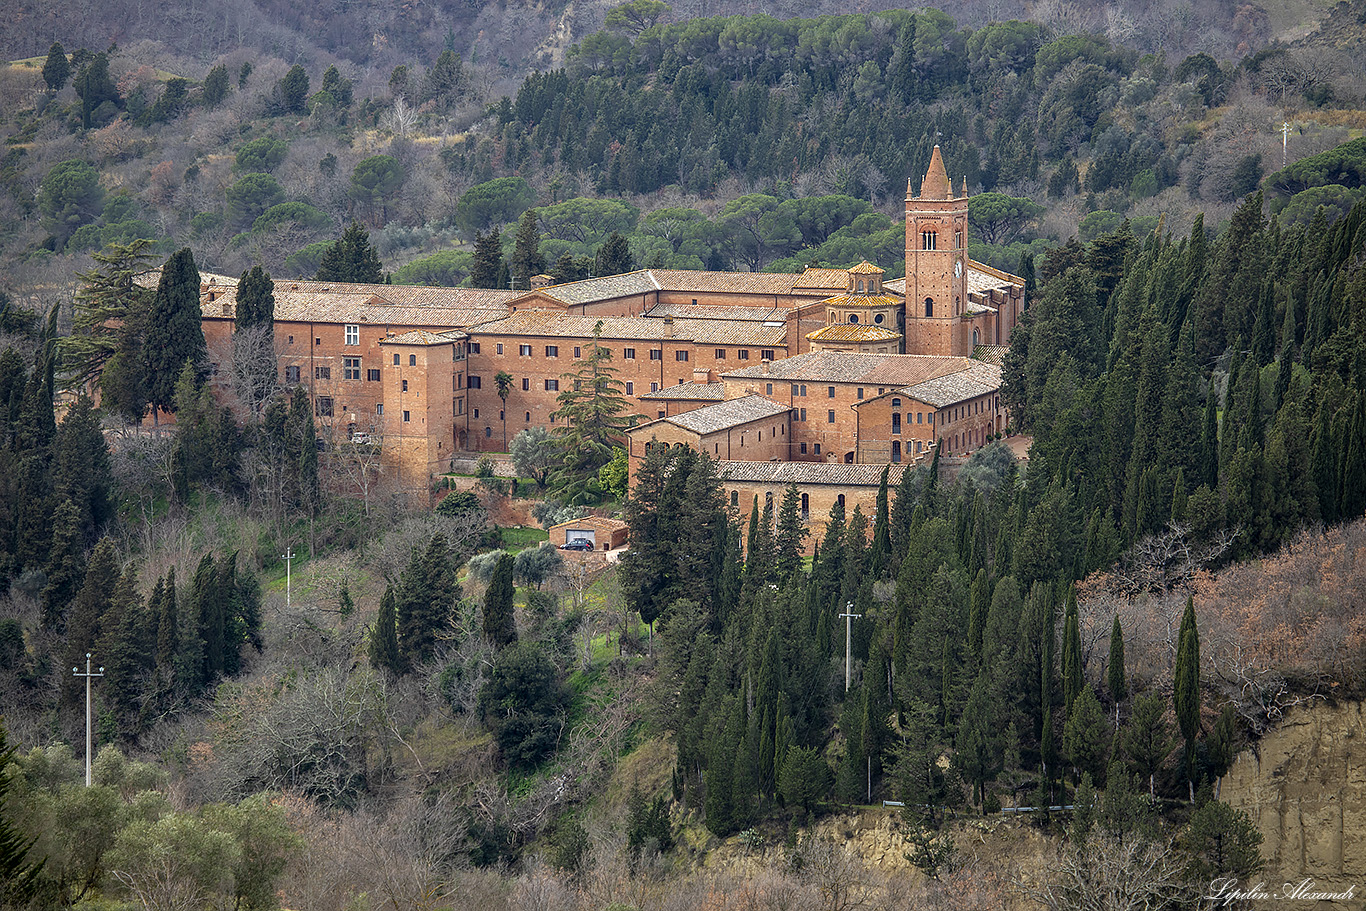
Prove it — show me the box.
[560,538,593,551]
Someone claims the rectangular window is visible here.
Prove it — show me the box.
[470,342,480,354]
[469,376,481,389]
[857,387,864,399]
[574,346,581,358]
[675,350,689,362]
[649,349,662,360]
[766,383,773,395]
[521,378,530,391]
[343,357,361,380]
[316,396,334,417]
[545,379,559,391]
[545,345,558,357]
[409,355,416,366]
[828,386,835,398]
[392,354,400,365]
[314,366,331,380]
[285,365,301,384]
[827,410,835,423]
[376,403,383,415]
[519,345,532,356]
[738,349,749,360]
[800,408,806,421]
[497,343,504,355]
[345,324,359,345]
[624,347,636,360]
[814,443,821,454]
[625,382,634,394]
[315,337,321,346]
[367,368,381,381]
[650,382,659,393]
[402,410,410,422]
[792,384,799,395]
[892,413,901,434]
[800,442,808,454]
[402,379,408,392]
[287,335,294,345]
[761,349,774,360]
[717,349,727,360]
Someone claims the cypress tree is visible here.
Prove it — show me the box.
[192,553,225,682]
[61,537,121,708]
[1199,385,1220,489]
[53,395,112,541]
[144,247,206,419]
[868,466,891,579]
[42,41,69,92]
[888,457,919,576]
[483,552,518,649]
[1311,399,1340,525]
[510,209,544,290]
[966,568,989,662]
[235,265,275,329]
[470,228,504,289]
[773,483,806,580]
[155,568,177,670]
[1174,595,1201,801]
[1107,615,1126,707]
[1340,391,1366,520]
[594,231,634,277]
[99,568,147,722]
[1170,467,1189,524]
[1061,587,1082,715]
[369,586,402,674]
[40,498,84,632]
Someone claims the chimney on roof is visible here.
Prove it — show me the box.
[530,274,555,290]
[663,316,675,338]
[760,359,770,375]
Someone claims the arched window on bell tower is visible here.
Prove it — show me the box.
[924,297,934,318]
[922,230,938,250]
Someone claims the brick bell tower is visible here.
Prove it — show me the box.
[905,144,969,358]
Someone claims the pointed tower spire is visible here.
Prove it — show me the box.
[919,145,951,200]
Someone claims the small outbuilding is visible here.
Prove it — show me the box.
[549,515,629,551]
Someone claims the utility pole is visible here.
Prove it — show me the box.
[1282,121,1290,167]
[282,548,295,609]
[840,601,862,692]
[72,653,103,786]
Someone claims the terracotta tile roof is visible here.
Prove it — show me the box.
[965,299,997,315]
[639,382,727,401]
[515,268,830,307]
[723,351,976,386]
[201,278,514,328]
[897,363,1002,408]
[973,345,1010,366]
[883,277,906,294]
[380,329,464,345]
[636,395,790,435]
[966,262,1024,294]
[817,292,904,308]
[473,311,787,346]
[847,261,885,274]
[645,303,788,322]
[717,460,910,486]
[549,515,627,533]
[805,324,902,343]
[791,268,851,290]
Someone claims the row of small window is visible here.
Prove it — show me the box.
[284,362,379,383]
[496,344,580,357]
[487,344,775,362]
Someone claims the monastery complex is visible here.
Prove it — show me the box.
[196,147,1025,530]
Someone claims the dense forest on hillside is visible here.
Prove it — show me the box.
[4,3,1366,304]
